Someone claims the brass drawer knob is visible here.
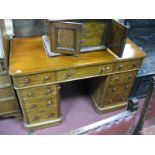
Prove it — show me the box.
[119,64,124,70]
[100,67,106,73]
[28,92,33,97]
[115,76,120,81]
[132,63,137,68]
[48,113,54,118]
[30,104,36,109]
[47,100,52,106]
[113,88,117,92]
[24,78,30,84]
[67,71,74,77]
[109,99,112,103]
[44,75,49,81]
[125,85,129,89]
[46,88,51,93]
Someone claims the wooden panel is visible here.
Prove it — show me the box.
[0,74,11,85]
[113,60,142,72]
[0,98,19,114]
[81,20,106,47]
[13,72,56,87]
[0,86,14,98]
[106,20,128,57]
[56,64,113,82]
[50,21,81,55]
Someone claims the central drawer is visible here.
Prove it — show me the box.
[56,64,113,82]
[13,72,56,88]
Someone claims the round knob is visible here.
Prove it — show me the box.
[125,85,129,89]
[47,100,52,106]
[25,78,30,84]
[132,63,137,68]
[113,87,117,92]
[119,64,124,70]
[44,75,49,81]
[28,92,33,97]
[48,113,54,118]
[106,66,110,70]
[100,67,106,73]
[30,104,36,109]
[67,71,74,77]
[109,99,112,103]
[128,75,132,79]
[115,76,120,81]
[46,88,51,93]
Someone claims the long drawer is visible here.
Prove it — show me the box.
[13,72,56,88]
[56,64,113,82]
[0,97,19,115]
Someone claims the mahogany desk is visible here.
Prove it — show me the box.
[9,37,146,130]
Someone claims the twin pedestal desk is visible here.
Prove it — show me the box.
[9,37,146,130]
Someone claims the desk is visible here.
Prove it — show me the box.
[9,37,146,130]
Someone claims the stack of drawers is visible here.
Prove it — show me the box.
[13,74,62,130]
[0,61,21,118]
[88,59,142,114]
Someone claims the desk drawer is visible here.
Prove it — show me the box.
[13,72,56,88]
[19,84,59,100]
[113,59,142,72]
[56,64,113,82]
[0,86,14,98]
[0,97,19,114]
[0,75,11,85]
[24,96,58,112]
[27,107,59,124]
[109,71,138,85]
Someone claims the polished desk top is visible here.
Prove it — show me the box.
[9,37,146,76]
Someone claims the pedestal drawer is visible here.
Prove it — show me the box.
[0,97,19,115]
[26,107,59,124]
[56,64,113,82]
[0,86,14,98]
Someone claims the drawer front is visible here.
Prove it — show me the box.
[0,86,14,98]
[114,59,142,72]
[110,71,138,85]
[0,75,11,85]
[20,84,59,100]
[24,96,58,112]
[13,72,56,88]
[0,98,19,114]
[56,64,113,82]
[0,61,5,72]
[26,108,58,124]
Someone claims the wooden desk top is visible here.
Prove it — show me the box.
[9,37,146,76]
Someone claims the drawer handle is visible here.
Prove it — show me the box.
[48,113,54,118]
[132,63,137,68]
[67,71,74,77]
[113,88,117,92]
[32,116,39,121]
[115,76,120,81]
[28,92,33,97]
[24,78,30,84]
[46,89,52,93]
[47,100,52,106]
[125,85,129,89]
[44,75,49,81]
[100,66,110,73]
[119,64,124,70]
[30,104,36,109]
